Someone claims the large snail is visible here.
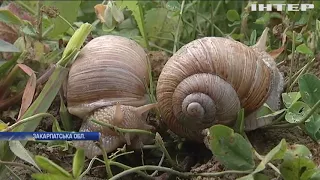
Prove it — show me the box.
[156,28,284,142]
[66,35,157,158]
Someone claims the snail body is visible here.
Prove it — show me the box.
[156,28,284,141]
[66,35,156,158]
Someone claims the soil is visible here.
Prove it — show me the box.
[1,50,320,180]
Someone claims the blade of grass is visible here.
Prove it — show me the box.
[0,23,92,177]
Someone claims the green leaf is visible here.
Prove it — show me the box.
[208,125,255,171]
[310,171,320,180]
[144,7,180,46]
[43,1,81,38]
[286,144,312,158]
[282,92,301,108]
[226,10,240,22]
[253,173,270,180]
[257,104,285,119]
[0,23,91,177]
[299,74,320,107]
[296,43,313,55]
[280,155,317,180]
[61,23,92,61]
[59,93,73,131]
[249,30,257,46]
[0,9,22,25]
[0,122,8,131]
[255,13,270,25]
[72,148,85,178]
[35,156,72,177]
[0,53,20,78]
[21,22,38,37]
[240,139,287,178]
[9,141,41,172]
[110,3,124,23]
[103,4,116,31]
[166,1,181,12]
[31,173,73,180]
[305,113,320,141]
[116,1,147,47]
[285,101,312,123]
[234,108,244,134]
[0,39,20,52]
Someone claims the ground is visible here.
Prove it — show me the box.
[1,50,319,180]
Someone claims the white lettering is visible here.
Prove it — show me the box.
[251,3,315,12]
[259,4,272,11]
[301,4,314,11]
[288,4,300,11]
[274,4,286,11]
[251,4,257,11]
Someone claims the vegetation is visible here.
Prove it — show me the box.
[0,0,319,179]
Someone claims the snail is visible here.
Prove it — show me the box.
[156,28,284,142]
[66,35,157,158]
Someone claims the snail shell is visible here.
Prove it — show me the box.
[66,35,156,158]
[156,28,284,141]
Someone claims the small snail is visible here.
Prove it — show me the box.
[156,28,284,142]
[66,35,157,158]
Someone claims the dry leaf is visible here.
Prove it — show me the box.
[94,4,107,23]
[269,46,285,59]
[17,64,36,120]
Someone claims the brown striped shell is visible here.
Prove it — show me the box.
[67,35,150,118]
[66,35,157,158]
[156,28,284,141]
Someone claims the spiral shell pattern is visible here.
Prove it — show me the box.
[156,37,278,141]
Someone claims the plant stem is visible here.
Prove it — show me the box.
[137,2,150,50]
[173,0,185,53]
[110,161,153,179]
[287,31,295,92]
[149,36,185,46]
[192,0,199,39]
[97,140,113,178]
[110,151,134,161]
[267,98,320,129]
[155,133,181,171]
[243,133,280,175]
[90,118,155,137]
[254,151,281,175]
[37,0,43,40]
[287,57,315,90]
[151,153,165,177]
[58,15,76,32]
[109,165,252,180]
[79,157,99,178]
[15,1,36,15]
[1,113,56,132]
